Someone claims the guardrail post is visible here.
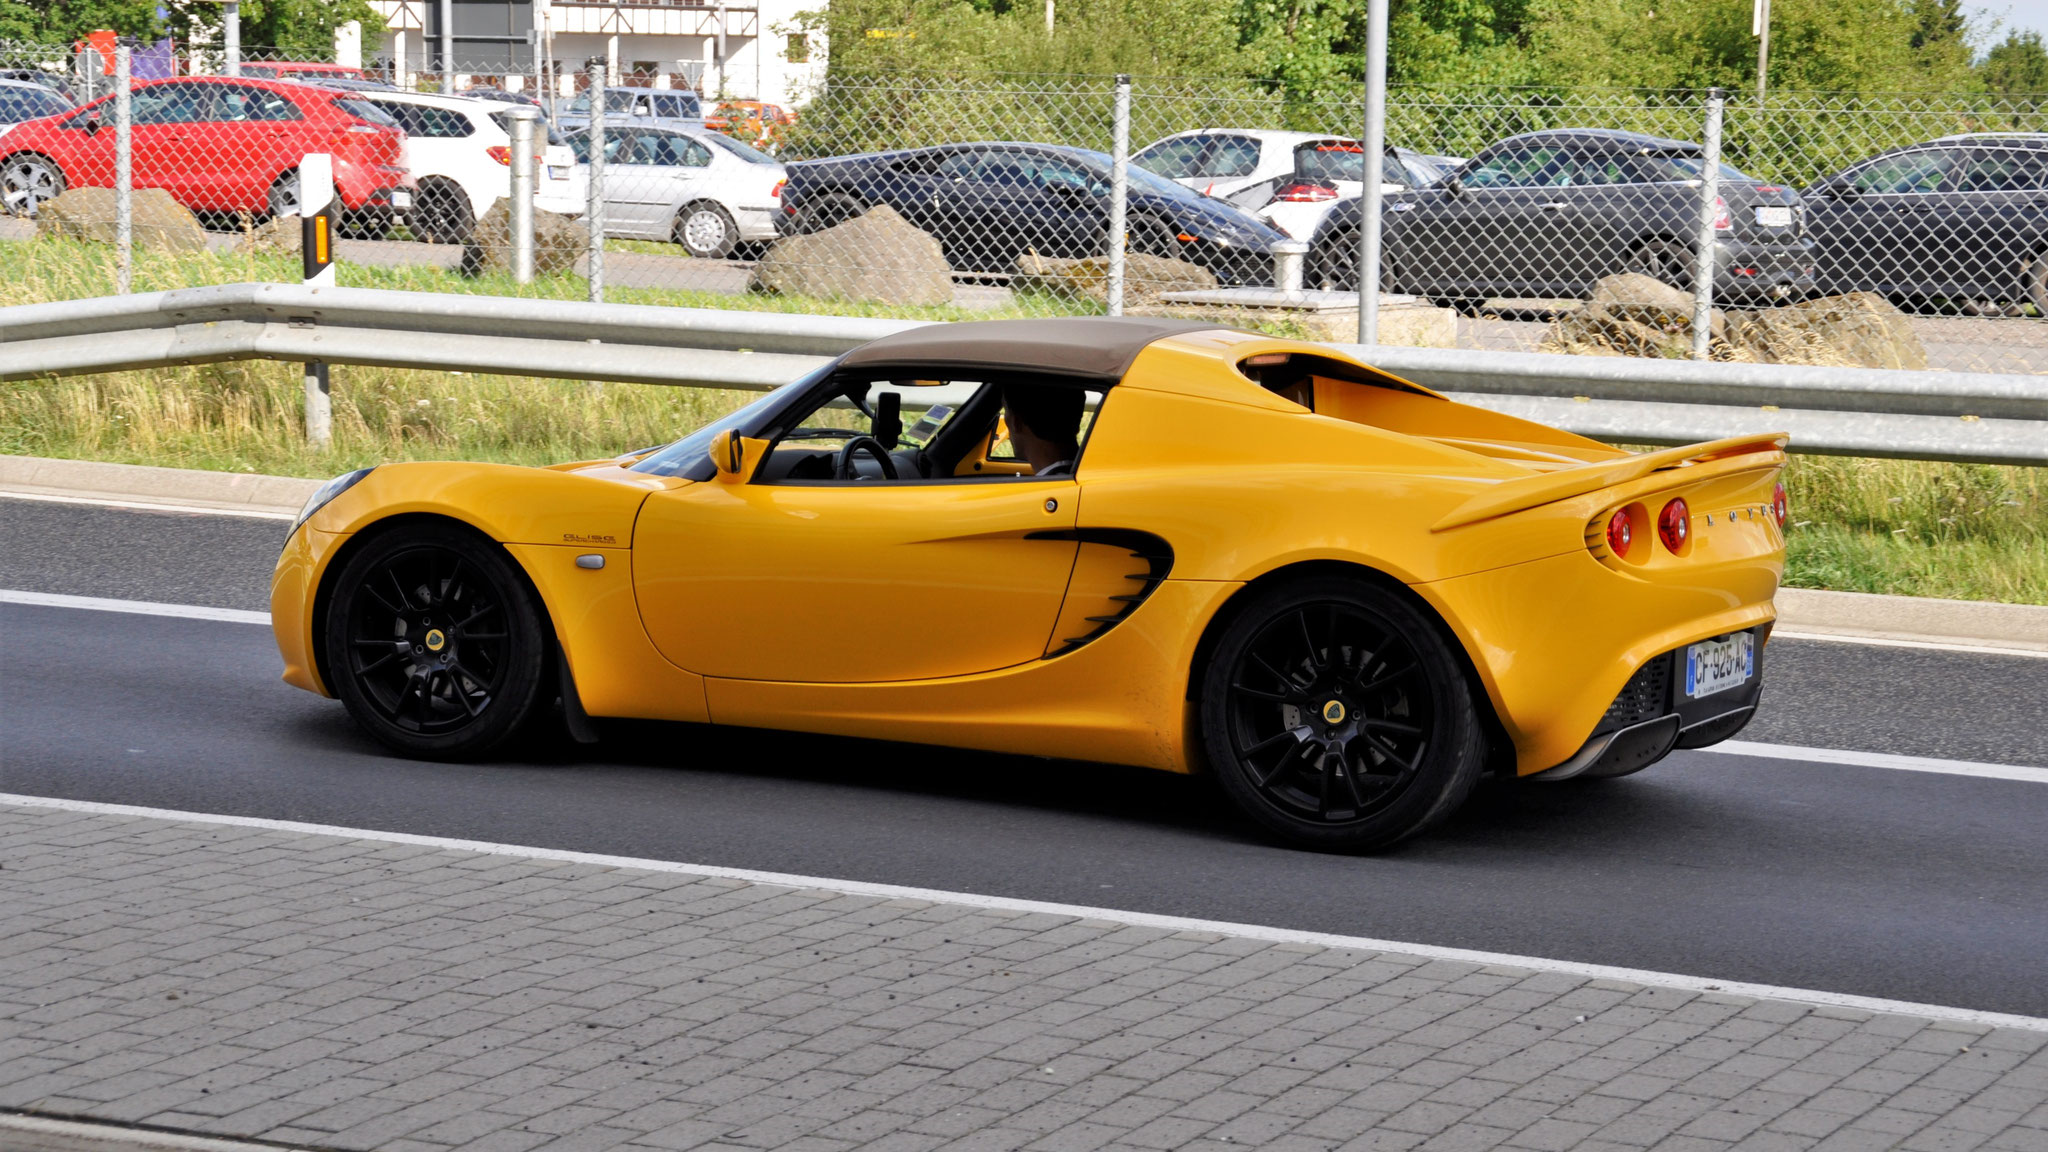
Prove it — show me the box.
[506,105,539,285]
[114,46,131,295]
[1273,241,1307,293]
[300,155,336,450]
[1355,0,1389,343]
[1106,74,1131,317]
[1692,87,1725,362]
[586,57,605,304]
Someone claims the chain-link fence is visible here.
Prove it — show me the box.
[7,39,2048,373]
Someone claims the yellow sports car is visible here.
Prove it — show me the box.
[272,318,1788,850]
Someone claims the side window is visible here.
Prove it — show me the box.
[1848,150,1953,194]
[613,132,658,166]
[215,84,302,122]
[130,83,210,126]
[1570,152,1634,186]
[936,151,984,180]
[1024,155,1091,189]
[679,138,713,167]
[1951,149,2048,193]
[1461,146,1571,189]
[1207,135,1261,178]
[1133,136,1209,180]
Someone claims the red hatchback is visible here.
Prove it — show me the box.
[1,76,412,223]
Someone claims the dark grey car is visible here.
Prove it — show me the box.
[1308,128,1815,306]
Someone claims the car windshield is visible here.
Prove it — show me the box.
[0,86,68,121]
[704,133,776,164]
[334,98,399,128]
[629,366,833,478]
[1066,152,1199,199]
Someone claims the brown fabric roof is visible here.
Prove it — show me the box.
[838,317,1229,381]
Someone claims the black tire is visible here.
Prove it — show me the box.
[1632,239,1692,290]
[1308,232,1358,291]
[1198,576,1485,852]
[267,168,341,223]
[1128,214,1179,259]
[412,180,475,245]
[323,523,548,760]
[2025,253,2048,317]
[2,152,65,217]
[674,200,739,258]
[791,194,862,235]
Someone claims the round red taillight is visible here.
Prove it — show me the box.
[1658,498,1690,553]
[1607,509,1632,557]
[1772,480,1789,527]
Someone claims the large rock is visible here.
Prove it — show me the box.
[1726,292,1928,370]
[1541,272,1725,359]
[1013,250,1217,305]
[34,186,208,252]
[462,200,586,278]
[240,214,300,256]
[749,205,952,306]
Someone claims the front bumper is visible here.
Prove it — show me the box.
[1534,624,1770,779]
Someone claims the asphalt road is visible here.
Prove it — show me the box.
[3,498,2046,1019]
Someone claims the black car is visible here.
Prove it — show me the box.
[777,142,1288,285]
[1804,133,2048,310]
[1308,128,1814,306]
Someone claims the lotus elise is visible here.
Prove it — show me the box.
[272,318,1788,850]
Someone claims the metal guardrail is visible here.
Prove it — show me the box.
[3,282,2043,466]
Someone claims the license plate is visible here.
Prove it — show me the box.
[547,166,566,181]
[391,189,413,209]
[1685,633,1754,699]
[1754,205,1792,227]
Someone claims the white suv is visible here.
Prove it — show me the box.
[351,90,585,244]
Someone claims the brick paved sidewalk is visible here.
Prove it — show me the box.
[2,802,2044,1152]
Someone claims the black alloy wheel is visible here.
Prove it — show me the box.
[1633,239,1693,290]
[1199,577,1485,851]
[1307,232,1358,292]
[324,523,548,759]
[412,181,474,245]
[1127,215,1180,259]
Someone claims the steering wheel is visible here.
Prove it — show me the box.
[833,436,899,481]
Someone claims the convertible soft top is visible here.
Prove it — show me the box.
[839,317,1228,381]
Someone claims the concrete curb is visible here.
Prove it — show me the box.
[0,1113,312,1152]
[5,453,2044,651]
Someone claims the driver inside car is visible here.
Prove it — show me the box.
[1001,384,1083,477]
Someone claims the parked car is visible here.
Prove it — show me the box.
[1803,133,2048,310]
[460,86,543,108]
[706,99,795,151]
[567,120,783,257]
[348,89,583,244]
[0,69,76,104]
[780,142,1288,284]
[1220,140,1465,240]
[1308,128,1814,306]
[1134,129,1356,199]
[0,76,412,223]
[239,62,366,82]
[0,78,72,135]
[558,86,704,132]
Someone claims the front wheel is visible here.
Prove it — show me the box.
[1198,577,1485,852]
[324,523,549,760]
[2,153,65,217]
[411,180,475,245]
[674,201,739,258]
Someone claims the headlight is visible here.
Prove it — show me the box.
[292,467,374,533]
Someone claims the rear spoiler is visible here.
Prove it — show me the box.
[1432,433,1788,532]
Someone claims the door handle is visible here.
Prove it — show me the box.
[1539,202,1571,209]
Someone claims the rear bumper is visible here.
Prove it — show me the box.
[1530,624,1770,779]
[1714,238,1815,302]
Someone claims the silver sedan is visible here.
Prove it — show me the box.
[569,120,786,258]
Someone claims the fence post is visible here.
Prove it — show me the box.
[587,57,605,304]
[114,46,131,295]
[1106,74,1131,317]
[223,0,241,77]
[299,154,336,449]
[1692,87,1725,361]
[1355,0,1389,344]
[506,105,539,284]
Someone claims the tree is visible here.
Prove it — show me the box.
[171,0,384,60]
[1981,30,2048,96]
[2,0,165,43]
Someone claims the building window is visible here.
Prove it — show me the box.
[784,34,809,63]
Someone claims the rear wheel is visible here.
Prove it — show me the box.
[791,194,862,234]
[1308,232,1358,291]
[674,200,739,258]
[1632,239,1692,289]
[1198,577,1485,852]
[411,180,474,245]
[2,153,64,217]
[2025,252,2048,317]
[324,523,548,760]
[1128,214,1179,259]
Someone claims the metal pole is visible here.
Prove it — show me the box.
[440,0,455,86]
[1355,0,1388,344]
[1692,88,1725,361]
[1755,0,1771,107]
[1106,75,1130,318]
[508,106,539,284]
[223,1,241,76]
[587,58,606,303]
[115,46,131,295]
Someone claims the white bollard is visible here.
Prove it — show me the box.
[1106,74,1130,318]
[114,47,131,295]
[300,154,337,449]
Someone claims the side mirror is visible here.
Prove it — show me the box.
[709,429,767,483]
[84,116,101,135]
[1826,179,1859,200]
[1441,174,1462,197]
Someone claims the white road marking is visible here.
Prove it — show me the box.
[0,489,298,521]
[0,589,272,625]
[4,791,2041,1033]
[1773,627,2048,660]
[1699,741,2048,782]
